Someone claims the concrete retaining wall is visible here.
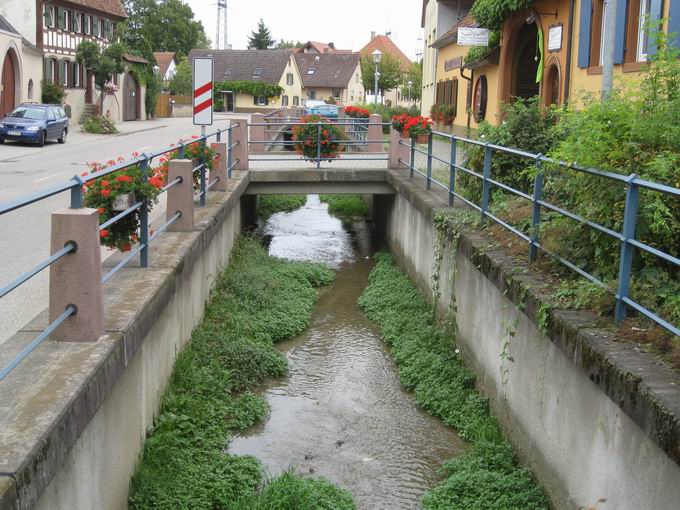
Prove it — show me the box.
[0,174,250,510]
[375,171,680,510]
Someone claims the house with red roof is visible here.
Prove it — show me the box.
[359,32,414,107]
[153,52,179,83]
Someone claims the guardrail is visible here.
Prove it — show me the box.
[248,115,389,169]
[397,131,680,338]
[0,123,242,382]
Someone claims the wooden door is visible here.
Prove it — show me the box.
[1,52,16,118]
[225,92,234,112]
[123,72,138,121]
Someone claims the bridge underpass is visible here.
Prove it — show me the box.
[0,116,679,510]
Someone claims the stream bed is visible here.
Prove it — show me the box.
[229,195,466,509]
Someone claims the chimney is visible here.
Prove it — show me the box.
[329,42,335,49]
[371,31,376,40]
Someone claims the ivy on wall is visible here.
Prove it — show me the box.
[470,0,534,30]
[215,80,283,98]
[463,30,501,65]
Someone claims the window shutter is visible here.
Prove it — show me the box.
[43,58,51,81]
[578,0,593,68]
[452,80,458,116]
[44,6,52,27]
[71,11,77,32]
[57,8,65,29]
[613,0,626,64]
[59,59,66,85]
[647,0,664,56]
[93,17,99,37]
[254,95,258,105]
[670,1,680,49]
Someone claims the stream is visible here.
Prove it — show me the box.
[228,195,466,509]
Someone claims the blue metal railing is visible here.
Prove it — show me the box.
[248,120,389,169]
[0,123,239,382]
[398,131,680,338]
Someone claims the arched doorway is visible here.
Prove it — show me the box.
[1,50,18,118]
[123,72,139,121]
[543,62,561,106]
[512,22,540,100]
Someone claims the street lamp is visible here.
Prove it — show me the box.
[372,49,382,105]
[407,80,413,103]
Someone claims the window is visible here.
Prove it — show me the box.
[85,15,92,35]
[332,89,340,98]
[257,95,266,106]
[286,73,293,85]
[47,109,56,121]
[72,11,80,32]
[473,75,488,123]
[356,73,359,83]
[309,90,316,99]
[44,5,55,28]
[282,95,289,106]
[637,0,652,61]
[224,67,232,77]
[293,96,300,106]
[73,62,80,87]
[253,68,262,79]
[28,80,34,99]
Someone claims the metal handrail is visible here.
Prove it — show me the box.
[400,132,680,337]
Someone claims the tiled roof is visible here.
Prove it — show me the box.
[359,35,411,71]
[431,14,478,48]
[294,53,360,88]
[61,0,128,18]
[123,53,148,64]
[295,41,353,54]
[153,52,177,77]
[188,49,293,85]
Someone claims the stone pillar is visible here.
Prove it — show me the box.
[230,118,249,170]
[250,113,266,154]
[167,159,194,231]
[367,113,383,153]
[388,127,410,170]
[49,208,103,342]
[210,142,228,191]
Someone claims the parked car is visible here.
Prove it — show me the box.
[307,104,339,119]
[303,100,327,115]
[0,104,69,147]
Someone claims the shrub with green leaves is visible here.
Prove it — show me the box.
[359,253,549,509]
[128,238,345,509]
[320,195,369,218]
[41,79,66,104]
[82,115,118,134]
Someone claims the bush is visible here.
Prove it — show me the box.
[82,115,118,134]
[319,195,369,218]
[41,80,66,104]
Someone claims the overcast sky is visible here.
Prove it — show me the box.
[185,0,424,59]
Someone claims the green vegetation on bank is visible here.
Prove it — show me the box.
[320,195,369,218]
[257,195,307,219]
[358,253,549,509]
[128,238,354,509]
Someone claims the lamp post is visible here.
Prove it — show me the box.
[407,80,413,103]
[372,49,382,105]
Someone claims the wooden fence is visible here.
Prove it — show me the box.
[155,94,192,118]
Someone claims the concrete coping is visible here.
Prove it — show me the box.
[0,172,251,509]
[384,168,680,469]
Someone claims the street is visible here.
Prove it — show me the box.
[0,114,243,345]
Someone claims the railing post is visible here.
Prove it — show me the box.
[426,133,433,190]
[210,141,228,191]
[139,155,149,267]
[409,136,415,179]
[388,127,409,169]
[250,113,266,154]
[529,154,544,263]
[178,142,185,159]
[216,129,222,142]
[316,121,322,169]
[70,175,84,208]
[480,143,492,224]
[199,138,207,207]
[166,159,194,231]
[49,207,103,342]
[448,137,457,206]
[615,174,639,324]
[367,113,382,153]
[230,119,249,170]
[227,128,233,178]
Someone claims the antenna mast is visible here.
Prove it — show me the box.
[216,0,228,49]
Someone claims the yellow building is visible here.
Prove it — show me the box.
[294,53,364,106]
[188,49,303,113]
[427,0,678,132]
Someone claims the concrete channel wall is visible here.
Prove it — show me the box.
[0,174,251,510]
[374,170,680,510]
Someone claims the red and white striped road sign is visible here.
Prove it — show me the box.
[193,57,213,126]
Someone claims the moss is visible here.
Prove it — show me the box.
[256,195,306,219]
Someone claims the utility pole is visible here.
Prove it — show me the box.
[601,0,617,100]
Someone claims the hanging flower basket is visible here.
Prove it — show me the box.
[292,115,344,162]
[152,136,217,190]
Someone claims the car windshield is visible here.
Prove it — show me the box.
[9,107,46,120]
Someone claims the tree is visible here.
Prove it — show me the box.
[400,61,422,101]
[168,57,192,95]
[275,39,303,49]
[76,40,126,114]
[122,0,209,58]
[360,53,403,96]
[248,19,275,49]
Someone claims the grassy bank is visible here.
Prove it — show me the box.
[257,195,307,219]
[128,238,355,509]
[358,252,549,509]
[319,195,369,218]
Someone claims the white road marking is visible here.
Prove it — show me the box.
[34,171,71,182]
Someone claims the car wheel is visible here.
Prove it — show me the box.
[58,128,67,144]
[37,131,46,147]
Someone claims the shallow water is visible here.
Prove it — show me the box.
[229,195,466,509]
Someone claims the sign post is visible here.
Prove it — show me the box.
[193,57,214,133]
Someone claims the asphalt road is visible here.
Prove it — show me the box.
[0,114,241,345]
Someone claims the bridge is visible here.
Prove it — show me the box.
[0,111,679,510]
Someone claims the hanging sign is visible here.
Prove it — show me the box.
[548,24,563,52]
[457,27,490,47]
[193,57,213,126]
